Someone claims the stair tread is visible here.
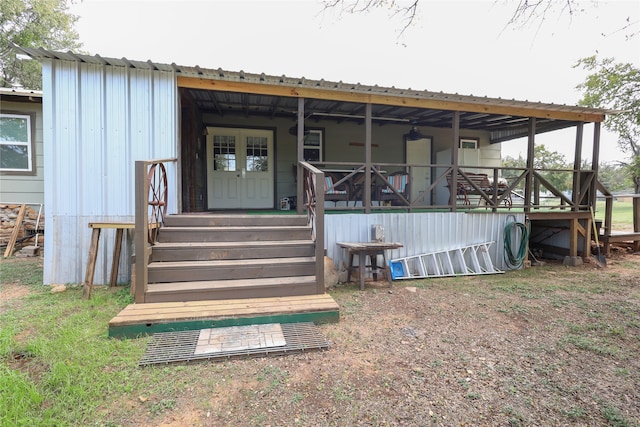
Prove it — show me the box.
[162,225,310,230]
[146,276,316,293]
[153,240,313,248]
[110,294,338,326]
[148,256,315,269]
[168,214,307,219]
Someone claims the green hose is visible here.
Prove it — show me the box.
[504,219,529,269]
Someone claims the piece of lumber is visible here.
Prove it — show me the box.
[82,228,102,299]
[4,204,26,258]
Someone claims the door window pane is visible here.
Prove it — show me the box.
[0,114,32,172]
[213,135,236,171]
[246,136,268,171]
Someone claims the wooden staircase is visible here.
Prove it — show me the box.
[145,214,318,303]
[109,213,339,338]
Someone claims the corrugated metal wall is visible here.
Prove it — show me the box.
[325,212,527,272]
[41,59,177,285]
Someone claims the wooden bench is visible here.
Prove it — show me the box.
[82,222,134,299]
[446,172,512,207]
[337,241,404,290]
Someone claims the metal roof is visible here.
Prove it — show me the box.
[15,45,615,139]
[0,87,43,103]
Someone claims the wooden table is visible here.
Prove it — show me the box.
[82,221,134,299]
[337,242,403,290]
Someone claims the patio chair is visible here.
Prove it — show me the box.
[377,172,410,206]
[324,174,350,205]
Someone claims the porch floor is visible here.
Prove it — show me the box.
[109,294,340,338]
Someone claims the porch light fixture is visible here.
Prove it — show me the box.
[407,126,427,140]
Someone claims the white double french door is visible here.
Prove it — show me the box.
[206,127,274,209]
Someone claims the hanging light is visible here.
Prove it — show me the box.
[407,126,427,140]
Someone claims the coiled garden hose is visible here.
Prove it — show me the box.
[504,217,530,269]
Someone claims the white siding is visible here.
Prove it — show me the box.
[325,212,527,272]
[41,59,177,285]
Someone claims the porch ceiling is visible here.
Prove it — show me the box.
[183,87,581,142]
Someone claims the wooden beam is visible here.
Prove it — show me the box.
[524,118,536,212]
[364,103,372,214]
[296,98,304,215]
[177,76,605,123]
[572,123,584,211]
[450,112,460,211]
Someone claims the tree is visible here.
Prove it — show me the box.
[322,0,638,39]
[588,160,633,193]
[576,56,640,193]
[502,144,572,194]
[0,0,81,90]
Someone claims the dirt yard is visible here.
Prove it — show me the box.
[125,249,639,427]
[3,250,639,426]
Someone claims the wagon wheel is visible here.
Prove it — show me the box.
[147,163,168,244]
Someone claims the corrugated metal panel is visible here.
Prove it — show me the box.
[42,59,177,285]
[325,212,526,272]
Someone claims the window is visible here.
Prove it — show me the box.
[213,135,236,171]
[0,113,34,173]
[246,136,269,171]
[459,137,478,149]
[303,129,323,162]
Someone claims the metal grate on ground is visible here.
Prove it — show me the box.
[139,322,330,366]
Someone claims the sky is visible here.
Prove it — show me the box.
[68,0,640,163]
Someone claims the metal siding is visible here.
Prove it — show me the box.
[42,59,177,285]
[325,212,526,273]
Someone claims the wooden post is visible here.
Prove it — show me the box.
[82,228,101,299]
[450,112,460,212]
[314,169,325,294]
[296,98,305,215]
[524,118,536,212]
[364,103,372,214]
[572,123,583,211]
[591,122,601,209]
[110,228,124,287]
[134,161,150,303]
[634,196,640,252]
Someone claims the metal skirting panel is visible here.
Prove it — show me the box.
[325,212,526,272]
[41,60,178,285]
[139,322,330,366]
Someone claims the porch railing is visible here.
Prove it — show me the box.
[306,161,599,214]
[299,161,325,294]
[133,158,177,303]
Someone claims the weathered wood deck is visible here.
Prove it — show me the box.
[109,294,340,338]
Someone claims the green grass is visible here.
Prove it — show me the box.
[595,199,636,229]
[1,259,146,426]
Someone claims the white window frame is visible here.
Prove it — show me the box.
[303,129,323,162]
[459,137,479,150]
[0,113,34,174]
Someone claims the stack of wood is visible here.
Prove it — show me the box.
[1,204,45,256]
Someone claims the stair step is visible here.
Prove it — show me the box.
[158,225,311,242]
[164,214,308,227]
[145,276,317,303]
[148,257,316,283]
[109,294,340,338]
[151,240,315,262]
